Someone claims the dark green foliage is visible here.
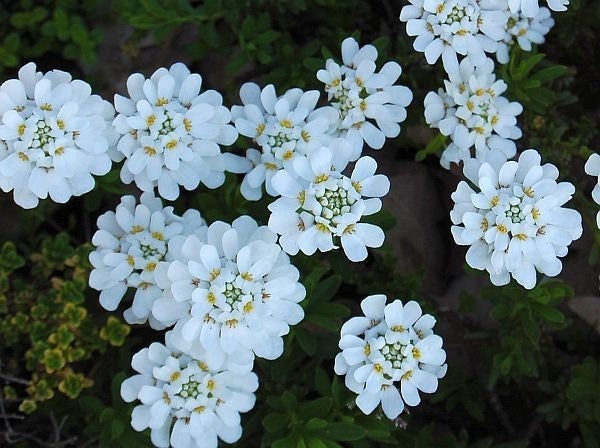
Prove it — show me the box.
[0,0,103,76]
[0,0,598,446]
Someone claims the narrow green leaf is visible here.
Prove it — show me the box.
[319,423,366,441]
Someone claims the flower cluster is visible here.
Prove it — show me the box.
[0,62,118,208]
[496,6,555,64]
[585,153,600,228]
[151,215,306,362]
[508,0,569,18]
[268,143,390,261]
[233,37,411,202]
[317,37,413,158]
[91,204,307,447]
[89,192,206,328]
[335,295,447,419]
[231,83,337,200]
[451,149,582,289]
[113,63,244,200]
[425,57,523,169]
[400,0,509,73]
[121,337,258,448]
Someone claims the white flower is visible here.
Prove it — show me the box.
[317,37,413,158]
[507,0,568,18]
[89,192,206,328]
[268,142,390,262]
[400,0,509,73]
[334,295,447,419]
[585,153,600,228]
[426,57,522,169]
[451,149,583,289]
[121,336,258,448]
[113,62,241,200]
[151,215,306,361]
[496,6,555,63]
[232,82,338,200]
[0,62,118,208]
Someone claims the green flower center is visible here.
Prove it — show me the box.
[313,183,357,222]
[224,282,243,306]
[31,120,54,150]
[381,342,407,369]
[177,379,201,399]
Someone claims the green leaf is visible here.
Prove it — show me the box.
[520,311,540,344]
[298,397,333,419]
[313,275,342,303]
[256,30,280,46]
[281,391,298,411]
[263,412,289,432]
[296,327,317,356]
[312,302,349,319]
[314,367,331,397]
[305,436,329,448]
[307,314,339,332]
[519,53,545,78]
[111,419,125,440]
[274,434,300,448]
[304,418,329,431]
[531,303,565,324]
[531,65,568,84]
[500,355,513,376]
[53,8,70,40]
[319,423,366,441]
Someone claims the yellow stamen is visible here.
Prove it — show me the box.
[314,174,329,184]
[315,223,330,233]
[145,262,157,272]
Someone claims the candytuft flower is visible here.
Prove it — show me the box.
[334,295,447,419]
[113,63,240,200]
[268,141,390,262]
[585,153,600,228]
[231,83,337,200]
[400,0,509,73]
[508,0,569,18]
[121,336,258,448]
[89,192,206,328]
[0,62,118,208]
[151,215,306,361]
[317,37,413,158]
[451,149,582,289]
[425,57,523,169]
[496,7,555,64]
